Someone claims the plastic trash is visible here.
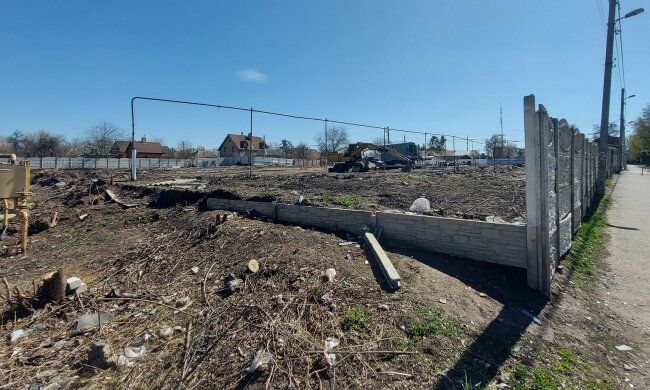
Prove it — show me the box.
[247,349,272,373]
[324,337,340,366]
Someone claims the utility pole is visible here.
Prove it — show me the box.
[597,0,617,195]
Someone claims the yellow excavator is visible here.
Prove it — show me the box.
[327,142,414,172]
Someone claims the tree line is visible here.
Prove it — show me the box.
[0,122,214,159]
[627,102,650,163]
[0,121,126,157]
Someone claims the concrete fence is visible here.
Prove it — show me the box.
[524,95,619,297]
[26,156,322,170]
[206,198,527,269]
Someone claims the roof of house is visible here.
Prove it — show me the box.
[112,141,167,155]
[218,134,265,151]
[442,149,479,158]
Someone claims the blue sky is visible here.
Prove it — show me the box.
[1,1,648,151]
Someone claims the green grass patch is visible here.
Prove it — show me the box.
[564,195,610,291]
[320,192,358,208]
[340,307,372,332]
[530,368,559,390]
[403,172,428,182]
[228,185,240,194]
[513,365,528,381]
[410,307,459,337]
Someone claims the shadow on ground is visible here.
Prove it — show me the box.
[388,246,548,387]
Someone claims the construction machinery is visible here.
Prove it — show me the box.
[327,143,414,173]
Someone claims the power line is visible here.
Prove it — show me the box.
[595,0,607,34]
[616,1,627,90]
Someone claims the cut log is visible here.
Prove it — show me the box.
[104,189,137,209]
[247,259,260,273]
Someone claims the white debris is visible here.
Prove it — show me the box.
[8,329,31,343]
[247,349,272,373]
[324,337,340,366]
[409,198,431,214]
[324,268,337,283]
[616,344,633,351]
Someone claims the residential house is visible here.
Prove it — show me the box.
[218,133,267,157]
[111,137,167,158]
[441,149,480,162]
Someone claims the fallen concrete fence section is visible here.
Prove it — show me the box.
[363,232,401,289]
[205,198,527,270]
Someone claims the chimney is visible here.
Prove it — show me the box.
[141,136,147,144]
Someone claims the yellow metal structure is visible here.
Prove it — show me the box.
[0,154,31,254]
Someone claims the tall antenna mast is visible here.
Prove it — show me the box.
[500,103,504,144]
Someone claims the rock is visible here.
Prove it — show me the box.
[378,304,389,311]
[409,198,431,214]
[439,298,447,304]
[624,363,637,370]
[42,376,78,390]
[247,349,272,373]
[8,328,31,343]
[74,283,87,294]
[321,291,333,304]
[157,326,174,340]
[190,266,199,274]
[324,268,336,283]
[75,312,112,331]
[35,369,58,380]
[88,342,117,369]
[175,297,192,310]
[616,344,633,351]
[478,292,487,297]
[66,277,82,294]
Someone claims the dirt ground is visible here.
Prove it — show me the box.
[0,168,637,389]
[127,165,527,222]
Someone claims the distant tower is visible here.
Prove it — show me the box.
[500,103,504,144]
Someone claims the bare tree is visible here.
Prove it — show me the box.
[293,142,310,159]
[174,139,194,159]
[316,126,349,154]
[372,137,386,146]
[484,134,518,159]
[6,130,23,153]
[592,122,619,140]
[22,130,66,157]
[0,136,11,153]
[84,121,124,157]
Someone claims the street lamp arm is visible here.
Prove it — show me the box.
[615,7,644,21]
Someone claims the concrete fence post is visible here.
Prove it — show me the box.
[524,95,555,298]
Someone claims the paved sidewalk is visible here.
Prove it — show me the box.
[604,165,650,383]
